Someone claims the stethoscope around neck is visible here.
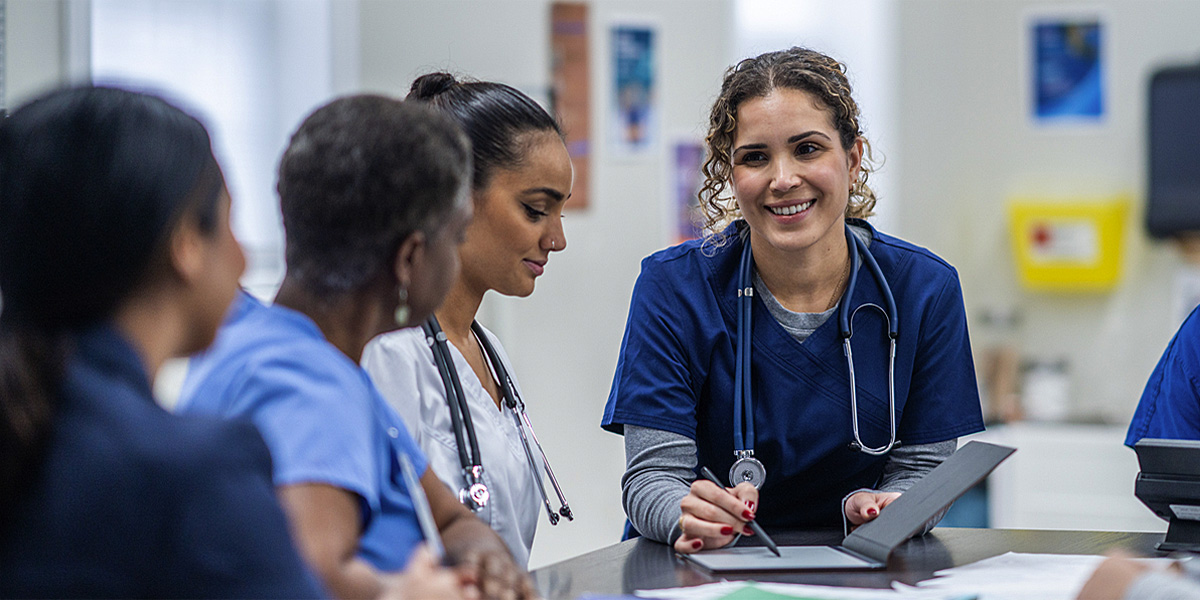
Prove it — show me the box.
[730,223,901,489]
[422,316,574,525]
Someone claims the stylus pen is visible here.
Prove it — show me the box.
[698,466,781,557]
[399,453,445,561]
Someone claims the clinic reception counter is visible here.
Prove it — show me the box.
[530,527,1163,599]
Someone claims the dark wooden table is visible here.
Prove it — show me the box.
[530,528,1165,599]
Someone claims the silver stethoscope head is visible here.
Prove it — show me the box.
[458,465,490,512]
[730,449,767,488]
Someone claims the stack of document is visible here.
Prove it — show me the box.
[635,552,1172,600]
[636,580,949,599]
[902,552,1171,600]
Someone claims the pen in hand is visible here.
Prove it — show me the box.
[697,466,781,557]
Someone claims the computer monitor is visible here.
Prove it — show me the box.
[1133,438,1200,551]
[1147,65,1200,238]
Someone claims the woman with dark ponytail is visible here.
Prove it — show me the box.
[363,72,573,567]
[0,86,323,597]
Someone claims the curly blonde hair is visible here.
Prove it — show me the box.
[699,47,878,242]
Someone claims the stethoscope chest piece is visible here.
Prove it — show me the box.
[459,465,490,512]
[460,482,490,511]
[729,451,766,488]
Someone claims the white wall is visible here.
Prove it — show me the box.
[895,0,1200,424]
[6,0,67,107]
[734,0,900,233]
[358,0,734,568]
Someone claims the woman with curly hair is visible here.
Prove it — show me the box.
[602,47,985,553]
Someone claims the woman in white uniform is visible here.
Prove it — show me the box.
[363,72,572,566]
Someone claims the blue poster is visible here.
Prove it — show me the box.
[1033,19,1104,122]
[610,24,657,155]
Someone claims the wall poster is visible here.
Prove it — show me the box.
[551,2,590,210]
[672,140,705,244]
[1028,10,1106,125]
[609,21,657,156]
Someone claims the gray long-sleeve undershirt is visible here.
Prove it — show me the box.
[621,426,956,543]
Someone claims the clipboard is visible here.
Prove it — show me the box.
[683,440,1015,572]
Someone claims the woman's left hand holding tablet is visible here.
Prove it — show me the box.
[675,480,759,554]
[844,491,901,527]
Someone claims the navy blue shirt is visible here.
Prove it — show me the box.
[0,325,324,598]
[1127,306,1200,446]
[603,221,985,529]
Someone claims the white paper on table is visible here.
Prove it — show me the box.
[899,552,1173,600]
[635,553,1174,600]
[635,580,962,600]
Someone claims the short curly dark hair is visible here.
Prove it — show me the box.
[699,47,878,241]
[277,95,471,295]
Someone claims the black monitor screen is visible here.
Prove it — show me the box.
[1148,66,1200,238]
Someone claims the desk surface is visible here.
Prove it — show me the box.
[531,528,1164,599]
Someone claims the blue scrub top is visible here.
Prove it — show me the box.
[180,292,430,571]
[602,221,985,529]
[1126,305,1200,446]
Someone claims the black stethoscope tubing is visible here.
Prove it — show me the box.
[423,317,489,511]
[423,317,574,524]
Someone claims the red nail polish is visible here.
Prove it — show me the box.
[743,510,754,519]
[867,508,878,516]
[744,526,754,535]
[746,501,756,511]
[720,526,733,535]
[692,539,703,549]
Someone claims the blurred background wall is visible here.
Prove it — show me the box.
[7,0,1200,569]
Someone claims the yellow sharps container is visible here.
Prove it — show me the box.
[1008,196,1130,292]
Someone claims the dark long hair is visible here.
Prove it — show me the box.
[408,72,561,192]
[0,86,224,512]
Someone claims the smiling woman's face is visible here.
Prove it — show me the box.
[730,87,862,258]
[457,130,573,298]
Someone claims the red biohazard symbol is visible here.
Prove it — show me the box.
[1032,223,1052,248]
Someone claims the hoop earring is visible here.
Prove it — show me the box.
[394,286,410,326]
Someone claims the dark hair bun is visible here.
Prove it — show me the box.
[408,72,458,100]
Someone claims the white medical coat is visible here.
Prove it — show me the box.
[362,325,540,566]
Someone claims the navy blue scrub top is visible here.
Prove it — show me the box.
[602,220,985,530]
[1127,305,1200,446]
[0,324,324,598]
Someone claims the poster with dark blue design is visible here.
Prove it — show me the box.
[610,23,657,156]
[1032,17,1104,122]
